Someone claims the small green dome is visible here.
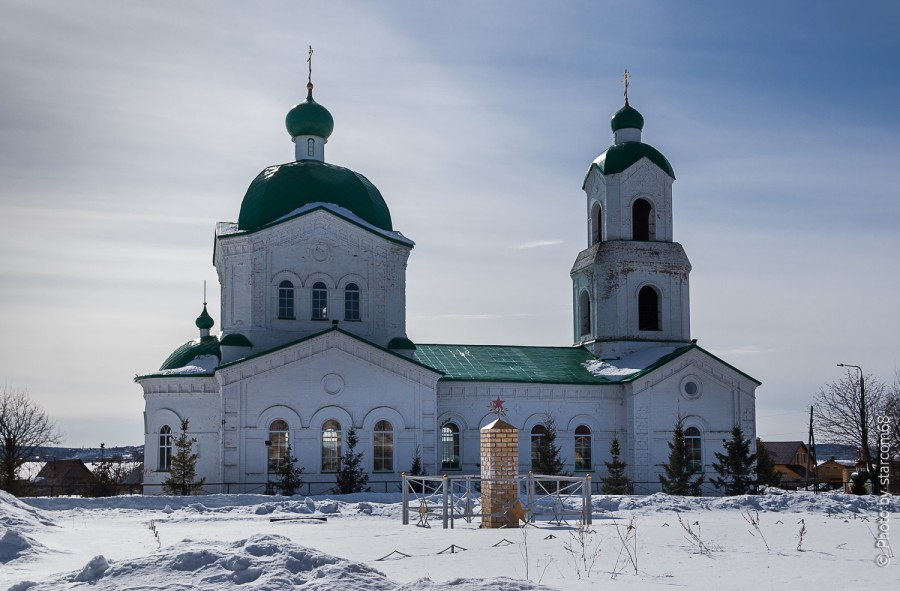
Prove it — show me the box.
[159,336,220,371]
[238,159,393,232]
[220,333,252,347]
[611,102,644,132]
[195,304,214,330]
[285,84,334,139]
[388,337,416,351]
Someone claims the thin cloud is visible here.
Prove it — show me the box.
[512,239,564,250]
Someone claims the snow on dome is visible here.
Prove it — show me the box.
[582,345,678,381]
[155,354,219,376]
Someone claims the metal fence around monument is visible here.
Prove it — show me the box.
[401,473,592,529]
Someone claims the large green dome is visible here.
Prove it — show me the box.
[238,159,393,232]
[285,84,334,139]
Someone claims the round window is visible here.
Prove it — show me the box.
[681,377,702,399]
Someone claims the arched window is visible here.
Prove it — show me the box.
[574,425,592,471]
[441,423,460,470]
[579,290,591,337]
[267,419,289,473]
[158,425,173,471]
[685,427,702,473]
[638,286,660,331]
[632,198,654,241]
[307,137,315,157]
[312,282,328,320]
[591,204,603,245]
[344,283,360,321]
[321,419,342,472]
[373,420,393,472]
[530,424,548,469]
[278,281,295,319]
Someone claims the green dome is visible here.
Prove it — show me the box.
[238,159,393,232]
[220,333,252,347]
[592,142,675,178]
[159,336,221,371]
[611,102,644,132]
[285,84,334,139]
[387,336,416,351]
[195,304,214,330]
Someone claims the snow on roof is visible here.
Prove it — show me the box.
[154,354,219,376]
[218,202,414,246]
[582,345,678,381]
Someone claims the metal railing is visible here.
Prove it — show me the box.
[401,473,592,529]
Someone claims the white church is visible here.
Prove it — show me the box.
[137,75,759,495]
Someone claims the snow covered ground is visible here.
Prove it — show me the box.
[1,489,897,590]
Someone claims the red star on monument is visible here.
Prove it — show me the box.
[489,396,507,416]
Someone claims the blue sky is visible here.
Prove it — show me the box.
[1,1,898,447]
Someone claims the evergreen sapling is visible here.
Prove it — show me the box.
[659,416,705,496]
[600,437,632,494]
[711,426,756,495]
[274,442,305,496]
[162,418,206,495]
[334,427,369,494]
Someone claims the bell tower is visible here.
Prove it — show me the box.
[571,85,692,359]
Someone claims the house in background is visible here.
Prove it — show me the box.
[759,441,816,490]
[32,459,97,496]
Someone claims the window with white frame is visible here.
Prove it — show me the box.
[158,425,173,471]
[321,419,341,472]
[267,419,289,473]
[373,420,393,472]
[574,425,592,471]
[344,283,360,321]
[307,137,315,157]
[530,424,548,469]
[312,282,328,320]
[441,423,460,470]
[278,281,295,319]
[685,427,702,473]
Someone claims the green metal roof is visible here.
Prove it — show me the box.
[412,344,612,385]
[159,336,221,371]
[238,159,393,232]
[590,141,675,179]
[611,102,644,131]
[285,85,334,139]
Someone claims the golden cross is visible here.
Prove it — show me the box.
[307,46,314,85]
[623,69,631,104]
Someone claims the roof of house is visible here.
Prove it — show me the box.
[760,441,810,465]
[34,459,96,485]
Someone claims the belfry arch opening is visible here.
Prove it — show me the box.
[590,203,603,245]
[578,290,591,337]
[638,285,660,331]
[632,198,655,241]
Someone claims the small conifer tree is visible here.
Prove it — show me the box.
[532,414,565,476]
[754,439,782,489]
[274,442,305,496]
[600,437,632,494]
[334,427,369,494]
[89,443,119,497]
[659,416,705,496]
[407,445,428,493]
[162,418,205,495]
[711,426,757,495]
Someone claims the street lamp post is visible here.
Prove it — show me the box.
[837,363,877,494]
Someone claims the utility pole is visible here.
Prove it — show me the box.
[808,406,818,494]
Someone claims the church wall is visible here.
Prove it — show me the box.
[213,332,439,493]
[435,381,625,478]
[140,376,222,492]
[215,211,411,353]
[626,351,758,494]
